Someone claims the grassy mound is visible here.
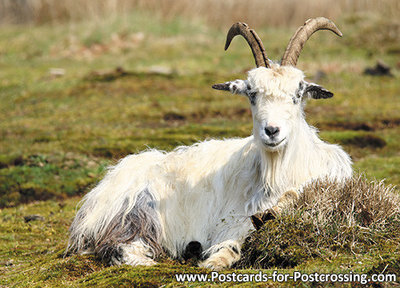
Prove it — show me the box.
[238,176,400,269]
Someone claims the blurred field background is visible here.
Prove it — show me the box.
[1,0,399,27]
[0,0,399,287]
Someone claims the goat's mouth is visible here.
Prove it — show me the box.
[264,138,286,148]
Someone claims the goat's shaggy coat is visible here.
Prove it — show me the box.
[67,65,352,270]
[68,18,352,270]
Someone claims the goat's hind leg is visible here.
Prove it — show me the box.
[98,188,162,267]
[199,240,241,271]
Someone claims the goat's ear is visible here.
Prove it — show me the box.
[212,80,250,96]
[303,82,333,99]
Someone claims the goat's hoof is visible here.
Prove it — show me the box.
[111,243,158,267]
[250,209,279,230]
[126,257,157,267]
[110,255,157,267]
[198,258,228,271]
[264,206,282,220]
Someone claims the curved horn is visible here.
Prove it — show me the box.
[281,17,342,66]
[225,22,270,68]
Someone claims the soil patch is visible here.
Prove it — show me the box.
[163,112,186,121]
[320,118,400,132]
[341,134,386,148]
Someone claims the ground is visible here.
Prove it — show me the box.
[0,8,399,287]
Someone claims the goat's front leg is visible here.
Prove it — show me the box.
[198,240,241,271]
[269,189,299,217]
[251,189,300,230]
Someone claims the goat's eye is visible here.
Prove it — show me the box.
[295,81,306,99]
[248,92,257,105]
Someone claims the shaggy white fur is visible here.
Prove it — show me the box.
[67,65,352,270]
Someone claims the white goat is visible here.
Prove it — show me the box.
[67,17,352,270]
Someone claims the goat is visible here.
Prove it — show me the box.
[67,17,352,270]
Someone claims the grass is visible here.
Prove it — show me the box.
[1,0,399,29]
[0,7,399,287]
[1,178,399,287]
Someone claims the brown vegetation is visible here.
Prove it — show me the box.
[238,176,400,268]
[1,0,399,28]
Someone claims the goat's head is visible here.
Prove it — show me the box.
[213,17,342,152]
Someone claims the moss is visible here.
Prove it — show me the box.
[0,154,106,207]
[367,254,400,276]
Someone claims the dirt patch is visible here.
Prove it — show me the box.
[321,118,400,132]
[24,214,45,223]
[163,112,186,121]
[85,67,132,82]
[190,107,250,121]
[381,118,400,128]
[0,155,52,170]
[363,60,393,77]
[91,145,132,159]
[0,155,24,169]
[324,122,375,131]
[85,67,176,82]
[229,107,249,117]
[341,134,386,148]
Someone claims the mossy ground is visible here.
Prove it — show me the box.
[1,9,400,287]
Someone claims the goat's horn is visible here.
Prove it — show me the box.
[281,17,342,67]
[225,22,270,68]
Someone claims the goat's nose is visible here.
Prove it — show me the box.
[264,126,280,137]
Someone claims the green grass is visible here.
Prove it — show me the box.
[1,180,399,287]
[0,10,399,287]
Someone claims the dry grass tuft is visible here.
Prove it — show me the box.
[297,175,399,230]
[238,176,400,269]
